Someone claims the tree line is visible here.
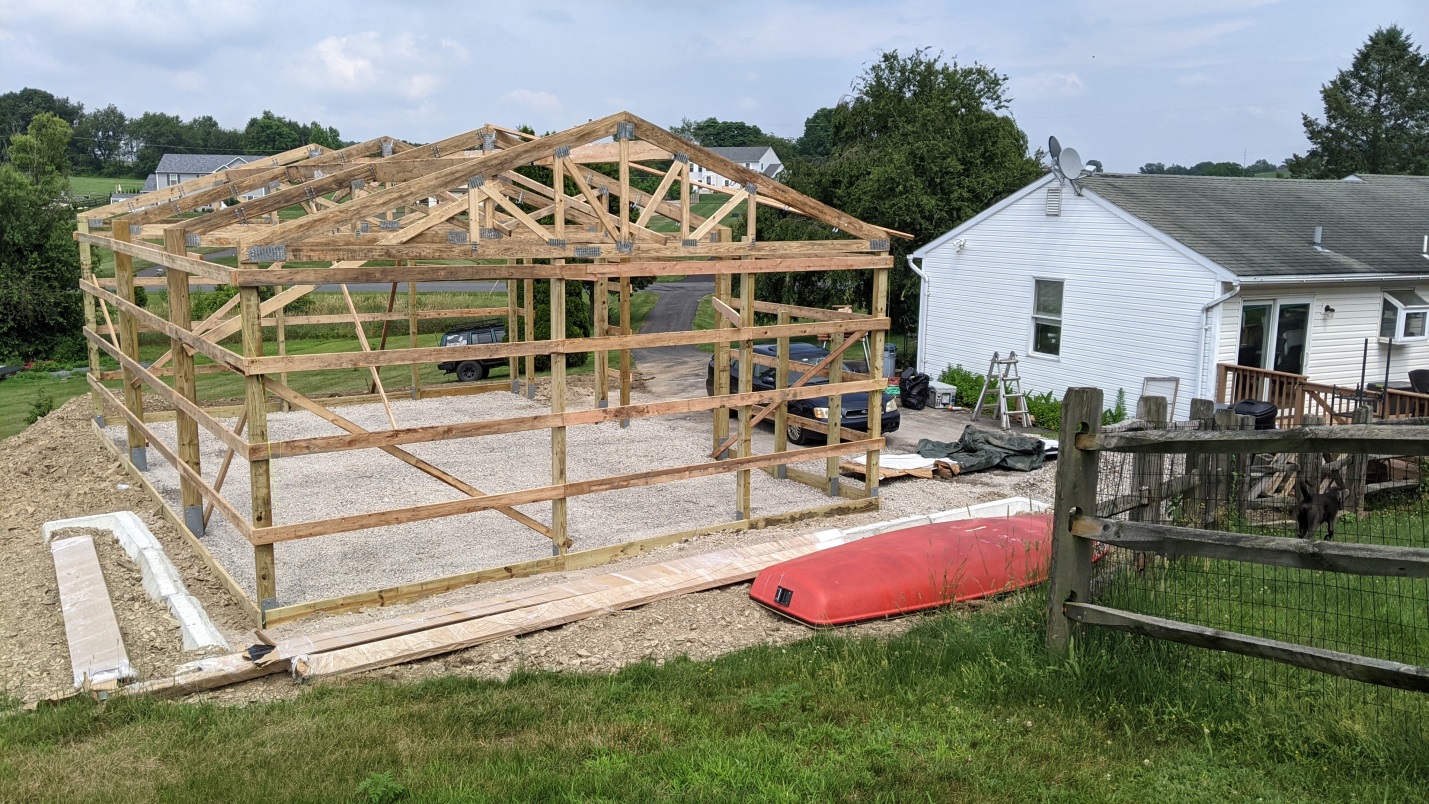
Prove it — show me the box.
[0,88,347,179]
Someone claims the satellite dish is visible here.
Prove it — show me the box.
[1048,136,1062,160]
[1058,147,1084,178]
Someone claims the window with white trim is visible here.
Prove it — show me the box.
[1379,290,1429,342]
[1032,279,1064,356]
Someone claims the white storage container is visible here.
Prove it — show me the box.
[927,380,958,409]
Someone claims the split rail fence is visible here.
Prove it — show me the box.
[1048,387,1429,705]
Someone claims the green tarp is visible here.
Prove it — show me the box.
[915,425,1047,473]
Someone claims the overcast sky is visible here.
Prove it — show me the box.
[1,1,1422,172]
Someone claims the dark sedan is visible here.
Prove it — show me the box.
[706,342,899,444]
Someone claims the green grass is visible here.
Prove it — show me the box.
[68,175,144,198]
[646,193,734,233]
[0,594,1422,801]
[0,372,90,439]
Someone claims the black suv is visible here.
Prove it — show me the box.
[437,322,508,382]
[706,342,899,445]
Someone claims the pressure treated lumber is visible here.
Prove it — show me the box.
[1047,387,1103,657]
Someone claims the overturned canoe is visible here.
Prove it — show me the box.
[750,514,1056,626]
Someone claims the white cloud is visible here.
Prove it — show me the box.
[501,89,563,114]
[1014,72,1087,99]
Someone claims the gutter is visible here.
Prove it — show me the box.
[1198,284,1241,400]
[1236,274,1429,286]
[906,256,929,375]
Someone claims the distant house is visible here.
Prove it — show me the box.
[689,146,782,192]
[153,154,269,200]
[911,172,1429,421]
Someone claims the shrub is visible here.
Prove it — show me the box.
[132,286,148,308]
[27,359,62,373]
[935,364,1128,430]
[50,332,88,365]
[25,390,55,425]
[1026,390,1061,431]
[355,771,407,804]
[936,364,988,408]
[1102,388,1128,426]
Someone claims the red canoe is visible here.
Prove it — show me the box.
[750,514,1057,626]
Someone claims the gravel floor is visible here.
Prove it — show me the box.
[109,389,856,606]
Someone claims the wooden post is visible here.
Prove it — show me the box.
[679,157,691,239]
[240,287,277,611]
[736,272,755,519]
[550,276,568,556]
[1047,387,1104,658]
[523,276,535,399]
[619,275,632,425]
[408,277,420,400]
[1300,414,1326,495]
[112,219,146,469]
[77,215,103,420]
[865,264,890,500]
[164,228,204,535]
[507,277,519,393]
[825,331,843,497]
[1207,408,1240,527]
[1347,406,1371,515]
[1130,396,1168,527]
[773,309,790,478]
[712,273,733,456]
[274,282,289,412]
[1190,398,1215,526]
[594,274,609,406]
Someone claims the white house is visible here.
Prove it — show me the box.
[911,172,1429,421]
[689,146,782,192]
[153,153,269,200]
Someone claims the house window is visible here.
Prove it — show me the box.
[1379,290,1429,342]
[1032,279,1063,356]
[1238,299,1311,374]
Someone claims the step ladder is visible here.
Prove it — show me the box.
[972,352,1032,429]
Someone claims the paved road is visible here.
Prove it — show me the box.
[630,275,715,400]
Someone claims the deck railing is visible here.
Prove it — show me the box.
[1215,363,1429,427]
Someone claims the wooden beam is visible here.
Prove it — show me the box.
[251,437,881,545]
[280,241,881,264]
[74,231,232,282]
[689,189,749,242]
[82,279,247,372]
[1047,388,1103,658]
[1080,424,1429,455]
[339,284,397,429]
[244,317,887,375]
[240,288,277,610]
[111,220,146,464]
[551,275,570,554]
[1064,602,1429,692]
[261,379,554,540]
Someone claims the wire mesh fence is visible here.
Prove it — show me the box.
[1082,404,1429,727]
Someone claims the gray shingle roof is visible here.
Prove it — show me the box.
[707,146,777,165]
[154,153,266,174]
[141,173,157,192]
[1080,173,1429,277]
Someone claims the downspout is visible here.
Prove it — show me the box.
[907,256,929,375]
[1199,284,1240,400]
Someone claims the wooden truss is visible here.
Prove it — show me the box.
[76,111,905,626]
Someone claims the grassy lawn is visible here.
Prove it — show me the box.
[0,372,91,439]
[1,593,1422,801]
[68,175,144,199]
[646,192,733,234]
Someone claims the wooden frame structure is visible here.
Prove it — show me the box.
[76,112,906,625]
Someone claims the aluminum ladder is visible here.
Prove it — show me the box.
[971,351,1032,429]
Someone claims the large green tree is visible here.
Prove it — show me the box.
[0,88,84,163]
[0,115,82,360]
[1286,25,1429,177]
[72,104,129,174]
[128,111,187,177]
[758,48,1043,334]
[671,117,785,148]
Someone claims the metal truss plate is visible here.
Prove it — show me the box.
[869,238,890,251]
[614,121,635,141]
[379,219,400,230]
[381,139,394,158]
[573,246,602,259]
[615,240,634,254]
[468,175,485,188]
[480,228,502,240]
[246,245,286,262]
[547,238,567,247]
[447,230,468,244]
[553,146,571,159]
[185,234,200,247]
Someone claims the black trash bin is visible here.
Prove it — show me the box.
[899,368,931,410]
[1231,399,1277,430]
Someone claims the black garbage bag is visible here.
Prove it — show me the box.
[899,368,931,411]
[915,424,1046,473]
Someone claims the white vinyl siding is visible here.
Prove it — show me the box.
[917,176,1220,421]
[1217,284,1429,388]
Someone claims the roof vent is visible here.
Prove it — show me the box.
[1045,186,1063,216]
[1312,225,1327,252]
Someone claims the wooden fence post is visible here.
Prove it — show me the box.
[112,219,147,469]
[1131,396,1168,526]
[1189,398,1215,526]
[1047,387,1103,658]
[1300,414,1326,497]
[240,287,276,612]
[1347,407,1372,515]
[164,228,203,536]
[1235,413,1256,522]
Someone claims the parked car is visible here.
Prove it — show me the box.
[437,321,508,382]
[706,342,899,445]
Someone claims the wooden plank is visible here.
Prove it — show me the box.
[74,231,232,283]
[251,437,881,545]
[1063,602,1429,692]
[550,276,569,554]
[261,249,888,277]
[1047,388,1103,657]
[51,536,135,688]
[1080,424,1429,455]
[689,189,749,242]
[111,221,146,462]
[736,271,755,518]
[244,317,887,375]
[263,377,884,458]
[1071,516,1429,577]
[1128,396,1168,528]
[240,288,277,610]
[263,477,878,626]
[261,379,553,539]
[168,229,204,527]
[864,264,889,499]
[82,279,247,372]
[339,284,397,429]
[1096,473,1198,518]
[294,522,879,678]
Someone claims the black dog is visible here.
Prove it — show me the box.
[1296,471,1344,540]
